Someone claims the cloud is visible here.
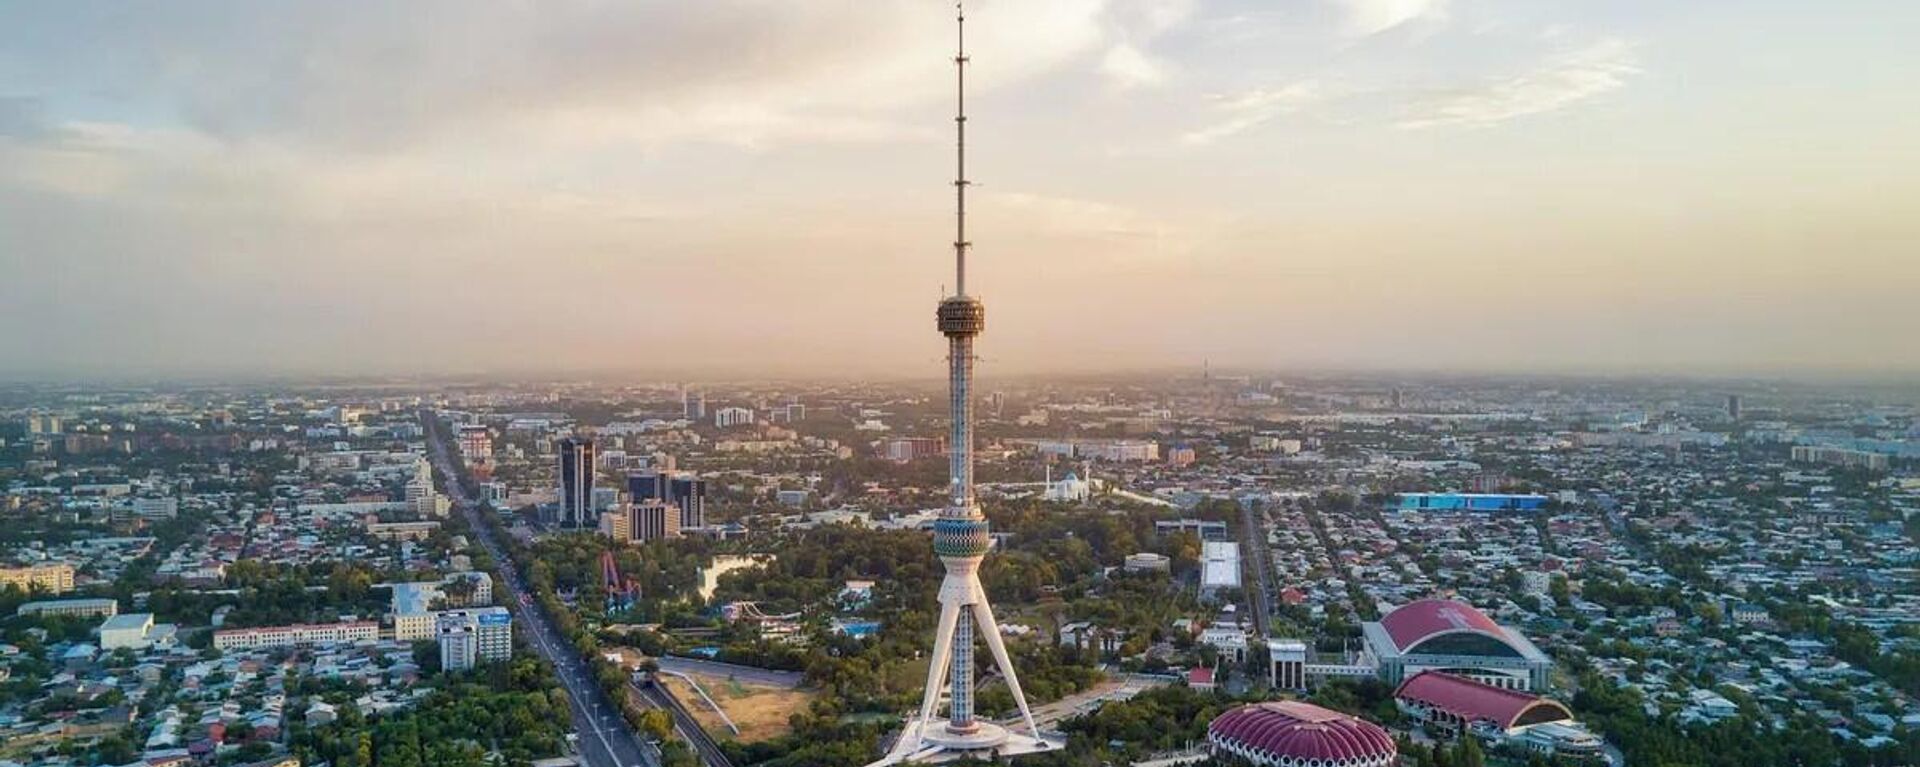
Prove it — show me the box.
[1182,83,1322,145]
[1334,0,1448,38]
[1095,0,1195,90]
[0,97,51,138]
[0,1,1119,155]
[1399,39,1640,129]
[1101,43,1169,89]
[991,191,1160,238]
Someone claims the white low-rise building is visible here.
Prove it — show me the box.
[99,612,178,651]
[214,620,379,651]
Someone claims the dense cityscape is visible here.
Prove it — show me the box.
[6,2,1919,766]
[0,375,1916,767]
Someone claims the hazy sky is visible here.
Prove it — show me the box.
[3,1,1917,380]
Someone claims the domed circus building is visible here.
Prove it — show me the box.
[1360,598,1553,692]
[1207,700,1398,767]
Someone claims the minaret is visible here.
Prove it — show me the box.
[873,5,1055,764]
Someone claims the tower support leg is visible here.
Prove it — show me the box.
[970,599,1040,736]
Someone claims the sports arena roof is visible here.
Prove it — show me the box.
[1394,671,1573,731]
[1379,598,1506,653]
[1207,700,1397,766]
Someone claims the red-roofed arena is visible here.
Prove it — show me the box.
[1359,597,1555,691]
[1207,700,1398,767]
[1394,671,1573,732]
[1378,598,1507,653]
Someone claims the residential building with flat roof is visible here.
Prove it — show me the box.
[17,598,118,619]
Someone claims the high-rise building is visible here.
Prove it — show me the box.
[600,509,632,542]
[557,437,596,528]
[874,10,1051,764]
[1726,394,1742,421]
[714,407,755,428]
[437,607,512,671]
[629,500,680,542]
[627,471,667,504]
[406,458,442,518]
[670,475,706,529]
[629,471,707,530]
[457,424,492,462]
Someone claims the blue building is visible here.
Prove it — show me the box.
[1394,493,1548,513]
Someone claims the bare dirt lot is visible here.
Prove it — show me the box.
[659,672,818,743]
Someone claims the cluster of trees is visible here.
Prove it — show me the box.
[119,560,393,630]
[1048,684,1237,763]
[1395,737,1488,767]
[1307,678,1401,726]
[1572,669,1920,767]
[1833,621,1920,697]
[290,658,571,767]
[974,643,1103,718]
[1060,572,1205,662]
[714,525,940,617]
[522,532,706,620]
[983,502,1204,604]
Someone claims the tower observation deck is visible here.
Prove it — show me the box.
[869,4,1056,765]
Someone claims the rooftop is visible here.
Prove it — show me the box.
[1394,671,1573,732]
[100,613,154,631]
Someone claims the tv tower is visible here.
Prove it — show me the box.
[871,5,1056,764]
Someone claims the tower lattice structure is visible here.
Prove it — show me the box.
[875,6,1052,764]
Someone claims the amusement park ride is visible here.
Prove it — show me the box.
[600,549,641,612]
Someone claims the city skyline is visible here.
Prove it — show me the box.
[5,0,1918,379]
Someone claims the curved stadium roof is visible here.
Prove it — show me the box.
[1379,598,1515,655]
[1394,671,1573,731]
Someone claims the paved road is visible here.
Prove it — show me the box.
[426,413,658,767]
[1019,673,1173,729]
[1239,501,1277,638]
[657,656,805,689]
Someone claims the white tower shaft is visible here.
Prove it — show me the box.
[872,5,1051,765]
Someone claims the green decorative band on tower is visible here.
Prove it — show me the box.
[933,517,992,558]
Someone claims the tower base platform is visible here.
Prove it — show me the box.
[866,718,1062,766]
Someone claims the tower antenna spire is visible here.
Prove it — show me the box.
[872,3,1055,764]
[954,1,970,297]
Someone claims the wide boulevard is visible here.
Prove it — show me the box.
[427,413,659,767]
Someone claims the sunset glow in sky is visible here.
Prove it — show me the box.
[3,1,1916,378]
